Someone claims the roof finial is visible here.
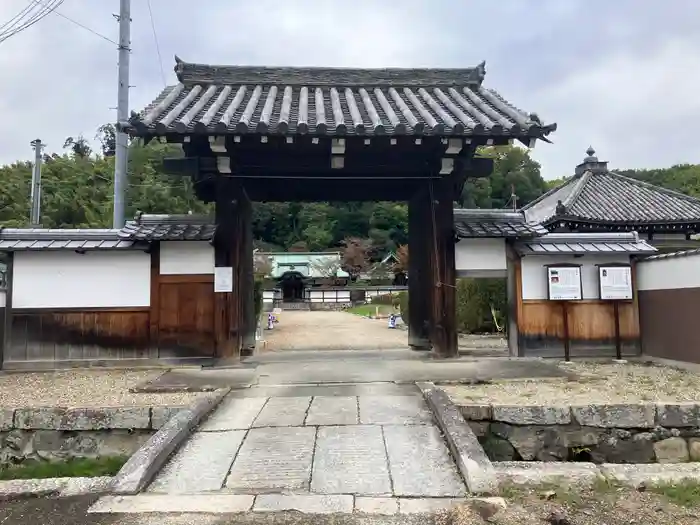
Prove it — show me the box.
[584,146,598,162]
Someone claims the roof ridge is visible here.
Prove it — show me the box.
[521,175,579,211]
[561,170,592,210]
[605,170,700,204]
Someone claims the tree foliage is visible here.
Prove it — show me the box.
[340,237,371,281]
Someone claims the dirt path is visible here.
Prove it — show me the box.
[262,311,407,351]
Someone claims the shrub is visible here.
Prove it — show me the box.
[370,293,395,305]
[396,291,409,320]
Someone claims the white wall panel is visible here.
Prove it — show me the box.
[160,241,214,275]
[521,254,632,300]
[455,239,507,276]
[637,254,700,291]
[12,251,150,309]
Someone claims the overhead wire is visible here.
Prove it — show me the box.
[0,0,64,44]
[146,0,167,87]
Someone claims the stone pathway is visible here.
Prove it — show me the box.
[263,311,407,351]
[135,385,467,514]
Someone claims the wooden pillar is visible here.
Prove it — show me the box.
[408,187,432,350]
[238,190,256,353]
[1,253,13,369]
[149,242,160,355]
[430,179,458,358]
[213,177,237,359]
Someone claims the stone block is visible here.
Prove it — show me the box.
[459,404,492,421]
[0,409,14,431]
[689,438,700,461]
[657,403,700,427]
[89,494,255,514]
[398,498,461,514]
[654,437,690,463]
[571,404,655,428]
[492,405,570,425]
[61,407,151,430]
[151,406,187,430]
[591,432,655,464]
[253,495,353,514]
[14,408,64,430]
[468,421,490,438]
[494,461,601,486]
[354,497,398,515]
[600,463,700,487]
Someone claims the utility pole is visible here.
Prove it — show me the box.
[113,0,131,228]
[29,139,44,227]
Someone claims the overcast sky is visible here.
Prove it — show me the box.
[1,0,699,180]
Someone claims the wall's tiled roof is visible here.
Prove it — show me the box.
[129,58,556,138]
[515,232,657,255]
[0,228,133,250]
[118,214,216,241]
[454,209,548,239]
[523,150,700,227]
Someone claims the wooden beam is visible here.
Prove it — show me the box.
[408,187,432,351]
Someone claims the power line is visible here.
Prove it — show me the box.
[146,0,166,87]
[0,0,64,44]
[49,6,117,45]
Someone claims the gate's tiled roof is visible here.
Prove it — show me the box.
[128,57,556,139]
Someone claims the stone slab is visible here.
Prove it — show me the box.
[62,407,152,430]
[130,368,256,392]
[111,388,230,495]
[383,425,466,497]
[311,425,391,495]
[252,396,311,427]
[494,461,602,486]
[305,396,358,426]
[228,382,420,399]
[253,494,354,514]
[151,406,187,430]
[0,476,112,500]
[421,387,497,495]
[459,404,492,421]
[226,426,316,492]
[200,397,268,431]
[600,463,700,487]
[0,409,14,431]
[656,403,700,427]
[492,405,571,425]
[355,497,399,515]
[398,498,462,514]
[89,494,254,513]
[358,395,433,425]
[571,404,656,428]
[147,430,246,493]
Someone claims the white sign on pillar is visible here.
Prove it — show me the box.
[214,267,233,292]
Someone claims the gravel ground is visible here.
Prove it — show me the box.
[263,310,407,351]
[0,370,212,408]
[437,484,700,525]
[443,361,700,405]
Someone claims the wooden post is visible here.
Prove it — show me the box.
[408,188,431,350]
[562,301,571,361]
[149,242,160,355]
[1,253,13,369]
[431,179,458,358]
[214,176,237,359]
[613,300,622,360]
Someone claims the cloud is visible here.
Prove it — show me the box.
[0,0,699,183]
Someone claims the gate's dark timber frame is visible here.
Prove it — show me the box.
[127,57,556,359]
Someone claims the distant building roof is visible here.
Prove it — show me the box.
[515,232,657,256]
[0,228,133,250]
[454,209,548,239]
[128,57,556,140]
[119,213,217,241]
[523,148,700,232]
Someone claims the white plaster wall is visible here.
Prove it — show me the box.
[455,239,507,273]
[637,253,700,291]
[521,254,632,300]
[0,289,5,308]
[12,251,150,309]
[160,241,214,275]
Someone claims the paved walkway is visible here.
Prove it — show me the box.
[109,384,467,514]
[263,311,407,351]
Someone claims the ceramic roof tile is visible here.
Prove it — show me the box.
[118,214,216,241]
[128,58,556,138]
[515,232,657,255]
[454,209,548,238]
[0,228,133,250]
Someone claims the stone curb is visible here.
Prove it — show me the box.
[456,402,700,428]
[0,476,113,501]
[110,387,231,495]
[417,382,498,495]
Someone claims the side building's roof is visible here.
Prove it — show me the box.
[515,232,657,256]
[0,228,133,250]
[128,56,556,140]
[454,209,548,239]
[119,213,216,241]
[523,148,700,231]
